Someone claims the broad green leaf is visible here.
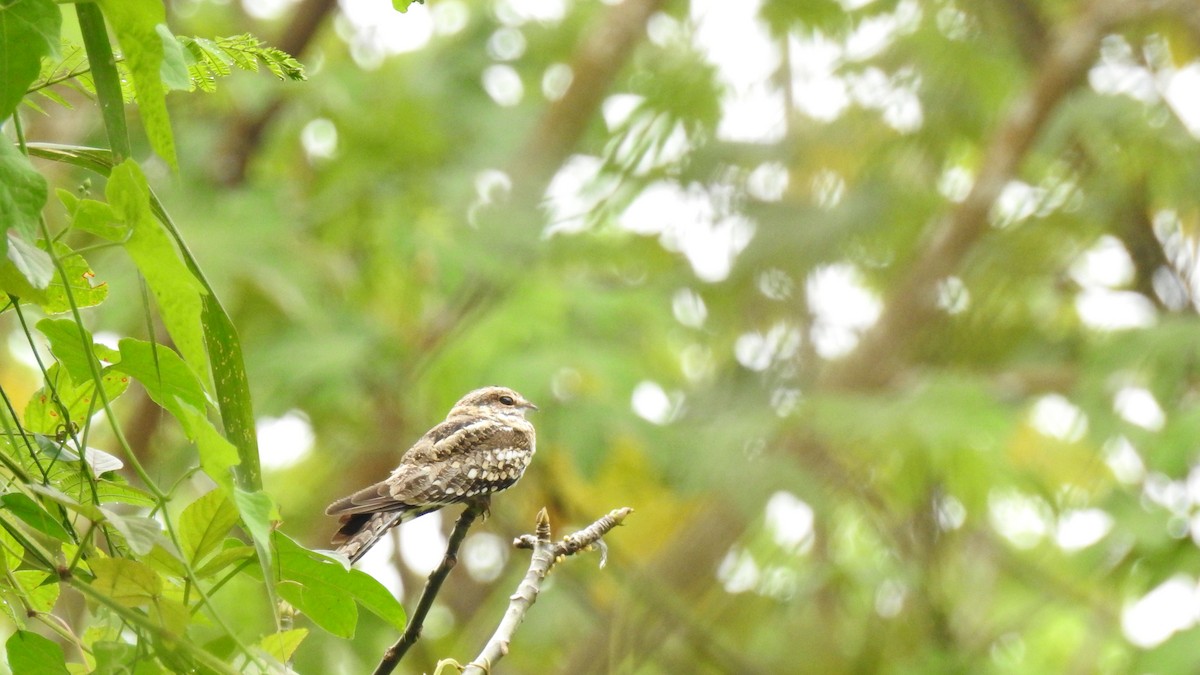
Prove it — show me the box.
[179,488,239,565]
[342,566,409,631]
[4,230,53,291]
[23,363,130,435]
[0,493,71,541]
[37,318,100,385]
[150,596,189,635]
[101,509,168,556]
[0,255,48,304]
[13,570,59,613]
[273,532,407,637]
[144,544,188,580]
[0,587,24,626]
[195,541,254,577]
[392,0,425,12]
[275,575,357,639]
[0,137,48,246]
[89,557,161,607]
[233,488,276,560]
[30,439,124,474]
[65,196,126,241]
[258,628,308,664]
[112,338,205,414]
[114,338,238,486]
[0,0,60,120]
[107,161,208,378]
[62,473,154,507]
[94,0,177,168]
[26,482,104,521]
[189,411,239,488]
[5,630,69,675]
[0,526,24,571]
[92,641,156,675]
[157,24,191,91]
[38,240,109,314]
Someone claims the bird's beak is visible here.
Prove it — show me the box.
[525,401,539,412]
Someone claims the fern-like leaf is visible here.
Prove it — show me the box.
[24,34,305,110]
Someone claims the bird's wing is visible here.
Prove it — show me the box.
[324,415,532,517]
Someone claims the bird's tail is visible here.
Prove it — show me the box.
[334,511,406,563]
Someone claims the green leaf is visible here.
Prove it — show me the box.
[0,258,47,304]
[13,570,59,613]
[273,532,407,637]
[94,0,176,168]
[233,488,276,561]
[101,509,168,556]
[0,136,49,245]
[29,436,123,474]
[38,240,109,314]
[37,318,100,385]
[112,336,239,484]
[107,161,208,378]
[66,195,126,241]
[189,414,240,489]
[179,488,239,566]
[392,0,425,12]
[62,474,155,508]
[342,566,409,631]
[3,231,53,290]
[194,541,254,578]
[0,493,71,542]
[257,628,308,663]
[112,338,205,415]
[157,24,191,91]
[113,338,239,487]
[89,557,161,607]
[23,363,130,435]
[0,526,24,571]
[26,482,104,522]
[92,641,143,675]
[5,630,69,675]
[0,0,61,121]
[142,542,188,580]
[275,566,357,637]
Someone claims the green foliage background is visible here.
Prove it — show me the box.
[3,0,1200,672]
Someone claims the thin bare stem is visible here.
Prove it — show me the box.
[373,500,485,675]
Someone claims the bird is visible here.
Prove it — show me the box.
[325,386,538,563]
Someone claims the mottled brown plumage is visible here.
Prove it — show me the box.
[326,386,538,563]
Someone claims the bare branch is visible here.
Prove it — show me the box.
[461,507,633,675]
[373,500,486,675]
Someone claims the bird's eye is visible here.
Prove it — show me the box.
[499,395,515,406]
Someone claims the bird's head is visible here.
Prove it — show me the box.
[449,386,538,419]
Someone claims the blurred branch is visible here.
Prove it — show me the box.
[819,0,1161,391]
[373,500,486,675]
[217,0,336,185]
[460,507,633,675]
[506,0,668,207]
[993,0,1050,63]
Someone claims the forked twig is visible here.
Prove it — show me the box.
[461,507,633,675]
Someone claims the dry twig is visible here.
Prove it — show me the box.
[459,507,633,675]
